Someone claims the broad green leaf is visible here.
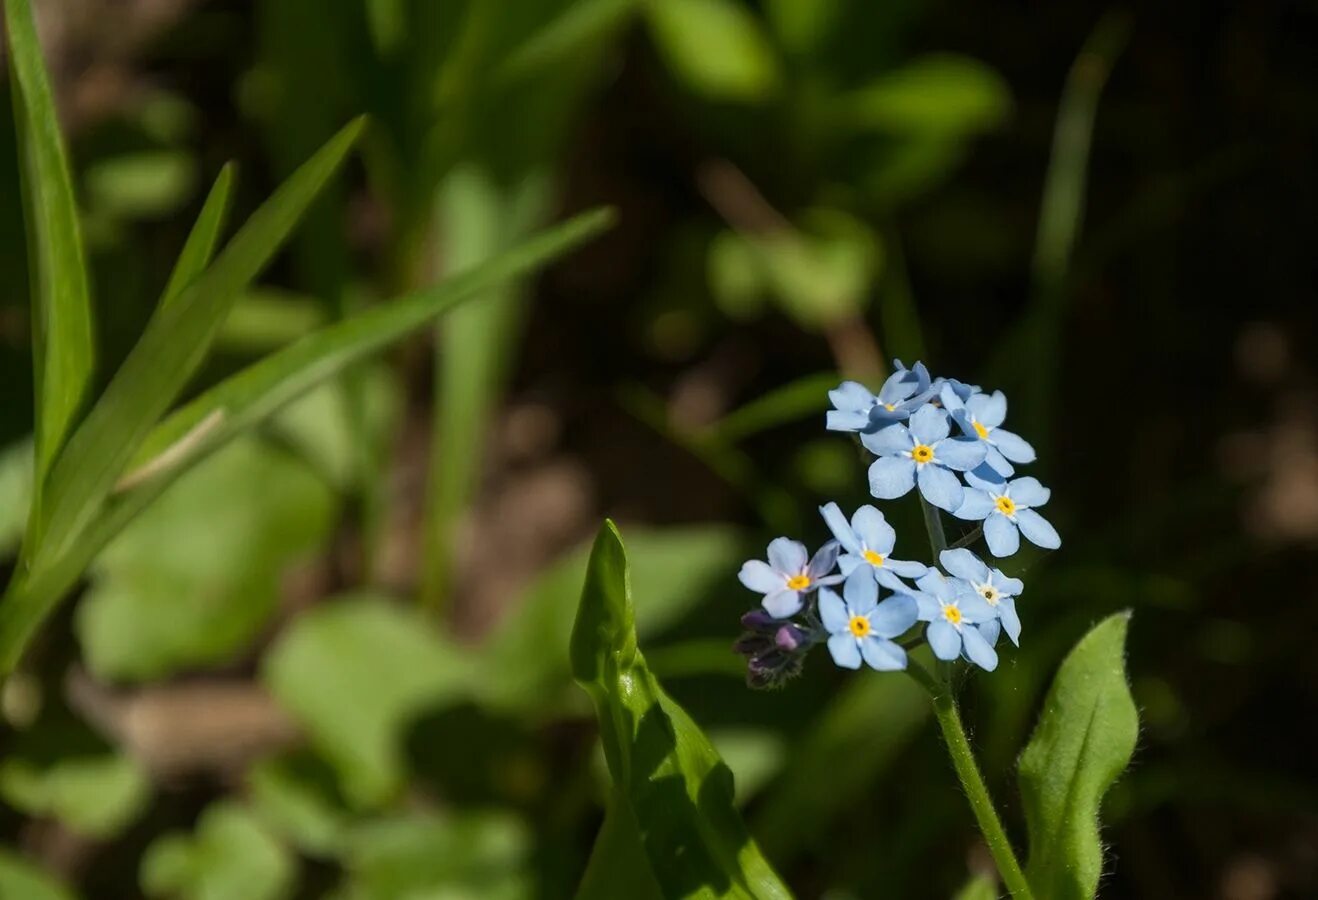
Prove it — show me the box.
[5,0,95,487]
[263,596,476,808]
[34,117,365,569]
[0,850,75,900]
[160,164,236,309]
[1018,613,1138,900]
[843,54,1011,135]
[85,151,198,219]
[0,439,33,556]
[951,873,999,900]
[141,802,294,900]
[576,797,666,900]
[570,520,791,899]
[248,755,350,858]
[0,753,151,838]
[646,0,780,103]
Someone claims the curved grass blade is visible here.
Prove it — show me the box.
[4,0,95,488]
[159,164,236,309]
[571,520,792,899]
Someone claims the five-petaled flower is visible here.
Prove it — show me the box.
[819,569,918,671]
[820,502,927,589]
[738,538,842,618]
[953,472,1061,558]
[940,386,1036,479]
[913,570,999,671]
[863,404,987,512]
[939,548,1023,646]
[826,360,934,433]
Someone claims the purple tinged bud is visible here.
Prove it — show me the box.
[774,624,807,651]
[740,609,779,632]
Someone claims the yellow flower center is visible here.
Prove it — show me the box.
[862,549,884,567]
[972,420,990,440]
[786,573,811,591]
[883,403,896,411]
[995,496,1017,516]
[942,604,963,626]
[848,615,872,638]
[911,444,935,464]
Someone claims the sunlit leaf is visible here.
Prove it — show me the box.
[85,151,198,219]
[0,849,75,900]
[843,54,1011,135]
[0,753,151,838]
[646,0,780,103]
[160,164,235,310]
[952,873,999,900]
[141,802,294,900]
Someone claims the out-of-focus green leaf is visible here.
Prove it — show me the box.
[479,525,744,715]
[263,596,476,808]
[951,873,999,900]
[708,230,768,321]
[4,0,96,489]
[1019,613,1138,900]
[160,165,235,310]
[0,439,33,556]
[646,0,780,103]
[843,54,1011,135]
[33,117,364,571]
[576,798,666,900]
[217,290,326,350]
[864,135,968,207]
[764,0,841,57]
[141,802,294,900]
[76,431,337,681]
[709,729,787,806]
[0,850,75,900]
[500,0,639,83]
[248,755,349,858]
[706,372,838,446]
[85,151,198,219]
[570,520,791,899]
[0,754,151,838]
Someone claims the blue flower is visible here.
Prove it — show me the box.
[862,404,987,512]
[738,538,842,618]
[952,472,1061,558]
[818,569,918,671]
[939,548,1023,646]
[912,570,999,671]
[826,360,934,433]
[940,386,1036,478]
[819,502,928,589]
[932,376,981,406]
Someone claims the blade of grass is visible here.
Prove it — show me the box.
[4,0,96,492]
[158,164,235,309]
[30,118,365,568]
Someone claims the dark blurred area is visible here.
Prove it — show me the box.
[0,1,1316,898]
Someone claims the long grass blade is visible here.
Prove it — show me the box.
[158,164,236,309]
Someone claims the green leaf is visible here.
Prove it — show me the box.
[499,0,640,83]
[646,0,780,103]
[570,520,791,899]
[0,849,76,900]
[34,117,365,569]
[951,873,999,900]
[0,753,151,838]
[5,0,96,487]
[0,439,33,557]
[247,754,350,858]
[705,372,839,446]
[763,0,841,57]
[263,596,476,808]
[1018,613,1139,900]
[160,164,236,310]
[141,802,294,900]
[85,151,198,219]
[843,54,1011,135]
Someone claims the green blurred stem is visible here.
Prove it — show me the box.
[919,494,947,556]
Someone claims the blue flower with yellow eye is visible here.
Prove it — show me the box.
[862,404,987,512]
[819,502,927,589]
[952,472,1061,558]
[819,569,918,671]
[738,538,842,618]
[826,360,934,433]
[939,548,1022,646]
[912,570,999,671]
[940,386,1036,478]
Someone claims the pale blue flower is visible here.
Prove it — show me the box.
[912,570,998,671]
[819,502,927,589]
[739,538,842,618]
[826,360,934,433]
[818,569,917,671]
[933,376,981,406]
[939,548,1022,646]
[952,472,1061,558]
[939,386,1036,479]
[862,403,987,512]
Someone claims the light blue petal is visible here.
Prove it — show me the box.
[762,589,802,619]
[868,457,917,499]
[827,634,863,669]
[877,368,913,405]
[874,568,912,591]
[915,570,947,596]
[907,360,933,392]
[983,444,1016,478]
[860,422,913,457]
[908,403,950,444]
[860,637,908,671]
[852,505,895,554]
[827,409,872,432]
[837,553,865,576]
[953,489,995,521]
[885,557,928,578]
[1007,477,1050,508]
[927,620,961,660]
[991,570,1024,597]
[939,548,989,583]
[983,514,1021,558]
[1015,508,1061,549]
[978,618,1002,648]
[970,391,1007,428]
[815,573,846,587]
[869,594,918,638]
[918,464,964,513]
[961,626,999,671]
[738,560,782,594]
[939,383,966,412]
[932,437,987,472]
[819,502,860,554]
[828,380,875,412]
[998,596,1021,645]
[818,588,849,634]
[808,541,841,579]
[911,590,940,621]
[990,428,1036,464]
[957,594,996,623]
[767,537,808,574]
[843,568,879,614]
[965,468,1002,491]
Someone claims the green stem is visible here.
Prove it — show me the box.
[919,494,947,555]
